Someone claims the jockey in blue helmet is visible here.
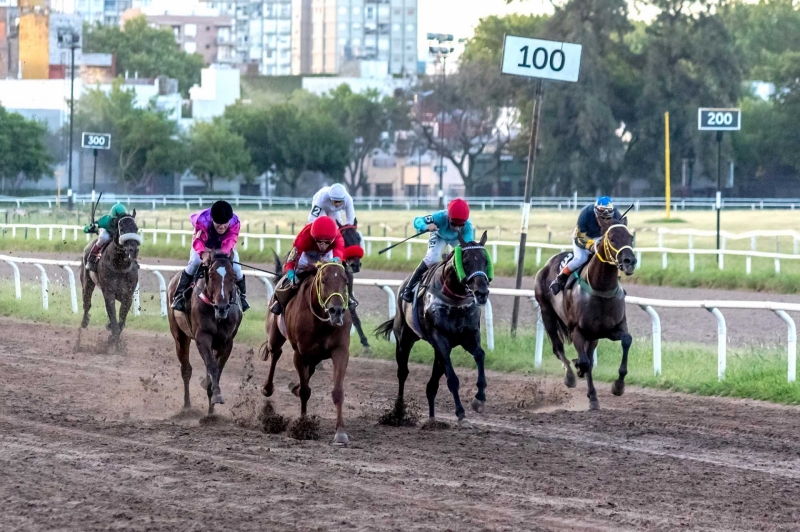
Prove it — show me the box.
[550,196,622,295]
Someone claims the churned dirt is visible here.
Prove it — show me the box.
[2,318,800,531]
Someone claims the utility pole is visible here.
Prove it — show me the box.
[427,33,454,209]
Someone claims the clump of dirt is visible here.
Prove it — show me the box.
[229,349,265,429]
[199,414,224,426]
[420,418,451,431]
[514,378,570,409]
[139,373,161,393]
[288,415,321,440]
[260,401,289,434]
[378,398,420,427]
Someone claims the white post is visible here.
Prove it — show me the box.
[276,238,281,255]
[36,227,40,240]
[775,259,781,274]
[62,265,78,314]
[181,234,186,247]
[774,310,796,383]
[406,242,412,261]
[152,270,168,317]
[367,241,372,256]
[658,232,663,248]
[751,236,756,251]
[33,263,48,310]
[643,305,662,376]
[73,228,77,241]
[492,243,498,264]
[514,245,519,263]
[662,252,667,270]
[153,231,157,245]
[746,256,752,275]
[49,227,53,241]
[381,285,396,344]
[133,283,140,316]
[386,241,391,260]
[708,308,727,381]
[532,298,544,369]
[260,238,264,252]
[636,250,642,268]
[166,232,171,245]
[260,277,275,302]
[535,247,541,265]
[244,235,249,251]
[719,253,724,270]
[484,298,494,352]
[5,260,21,300]
[689,252,695,273]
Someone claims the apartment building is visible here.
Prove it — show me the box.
[136,11,235,65]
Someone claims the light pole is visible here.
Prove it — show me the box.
[427,33,454,209]
[58,29,81,211]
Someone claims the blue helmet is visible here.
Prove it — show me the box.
[594,196,614,219]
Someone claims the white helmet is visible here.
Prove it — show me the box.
[329,183,347,202]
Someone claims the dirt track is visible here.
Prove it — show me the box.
[2,319,800,531]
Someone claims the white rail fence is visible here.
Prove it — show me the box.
[2,254,798,384]
[3,223,800,275]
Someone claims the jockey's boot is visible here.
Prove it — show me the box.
[550,271,571,295]
[236,277,250,312]
[401,261,429,303]
[171,271,193,312]
[85,242,102,272]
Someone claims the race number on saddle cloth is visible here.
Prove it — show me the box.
[83,203,130,272]
[308,183,356,225]
[401,198,475,303]
[271,217,345,315]
[550,196,623,295]
[171,200,250,312]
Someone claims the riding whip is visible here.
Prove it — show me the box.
[232,261,281,277]
[89,192,103,233]
[378,231,428,255]
[620,204,634,219]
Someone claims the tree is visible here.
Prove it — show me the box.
[0,107,53,190]
[74,81,186,192]
[84,16,205,95]
[188,118,252,192]
[462,13,549,64]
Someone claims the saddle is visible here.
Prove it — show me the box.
[273,270,315,310]
[558,252,587,292]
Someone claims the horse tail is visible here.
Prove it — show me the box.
[272,251,283,281]
[259,340,270,362]
[374,319,394,341]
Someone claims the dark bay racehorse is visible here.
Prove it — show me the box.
[376,231,491,428]
[167,252,243,415]
[79,213,141,347]
[337,220,369,352]
[534,219,637,410]
[261,259,352,444]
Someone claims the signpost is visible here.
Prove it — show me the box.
[697,108,741,266]
[503,35,583,336]
[81,132,111,203]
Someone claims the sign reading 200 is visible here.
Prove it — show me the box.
[697,108,741,131]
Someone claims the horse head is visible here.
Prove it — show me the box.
[203,251,237,320]
[116,211,141,261]
[314,261,349,327]
[337,218,364,274]
[456,231,492,306]
[598,217,636,276]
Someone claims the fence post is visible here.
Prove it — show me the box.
[483,298,494,352]
[386,241,391,260]
[406,242,411,261]
[260,277,275,302]
[62,265,78,314]
[152,270,167,317]
[775,259,781,274]
[133,282,140,316]
[662,252,667,270]
[492,243,498,264]
[33,263,48,310]
[642,305,662,376]
[532,298,544,369]
[381,285,396,344]
[5,260,21,299]
[774,310,796,383]
[708,307,727,380]
[746,256,751,275]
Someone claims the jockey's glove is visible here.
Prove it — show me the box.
[331,257,341,263]
[287,269,297,284]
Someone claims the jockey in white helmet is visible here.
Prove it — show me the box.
[308,183,356,226]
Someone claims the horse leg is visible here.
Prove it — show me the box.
[462,333,487,414]
[430,333,467,426]
[215,341,235,407]
[572,328,593,378]
[102,291,120,342]
[539,302,576,387]
[580,335,601,411]
[293,350,312,417]
[330,346,350,445]
[425,357,446,420]
[80,276,95,329]
[609,329,633,396]
[117,293,133,334]
[262,321,286,398]
[195,333,223,415]
[175,332,192,409]
[350,305,370,352]
[395,326,417,404]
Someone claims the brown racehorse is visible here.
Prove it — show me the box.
[78,213,141,348]
[167,252,243,415]
[261,260,352,445]
[534,219,637,410]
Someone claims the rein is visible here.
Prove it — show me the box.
[309,262,349,322]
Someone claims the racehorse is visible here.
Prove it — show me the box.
[337,220,369,352]
[376,231,491,428]
[534,218,636,410]
[78,212,141,347]
[261,259,352,445]
[167,251,243,415]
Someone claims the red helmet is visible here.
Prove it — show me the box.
[447,198,470,225]
[310,216,338,241]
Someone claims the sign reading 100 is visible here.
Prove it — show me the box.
[501,36,582,83]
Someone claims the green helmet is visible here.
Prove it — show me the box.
[109,203,128,217]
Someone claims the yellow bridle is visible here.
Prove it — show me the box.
[311,261,349,321]
[595,224,634,266]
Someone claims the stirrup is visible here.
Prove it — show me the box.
[171,295,186,311]
[550,278,564,295]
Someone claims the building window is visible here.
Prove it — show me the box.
[205,44,211,49]
[185,24,197,38]
[392,23,400,32]
[172,25,181,40]
[406,24,414,32]
[408,8,415,15]
[184,42,197,53]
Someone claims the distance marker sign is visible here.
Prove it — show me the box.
[501,35,582,82]
[81,132,111,150]
[698,108,741,131]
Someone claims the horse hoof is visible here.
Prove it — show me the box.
[261,383,274,398]
[361,346,372,357]
[589,400,600,411]
[471,398,485,414]
[457,418,473,430]
[289,383,300,397]
[211,393,225,405]
[564,373,577,388]
[611,380,625,396]
[332,431,349,446]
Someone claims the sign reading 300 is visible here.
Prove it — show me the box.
[81,132,112,150]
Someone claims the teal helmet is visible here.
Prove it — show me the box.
[110,203,128,217]
[594,196,613,219]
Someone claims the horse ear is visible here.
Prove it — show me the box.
[336,220,342,228]
[353,217,358,227]
[458,233,467,247]
[622,216,628,226]
[480,230,488,247]
[132,209,137,218]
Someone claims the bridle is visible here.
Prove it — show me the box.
[459,245,491,284]
[197,258,235,313]
[309,261,349,322]
[445,244,492,302]
[116,216,143,245]
[595,224,634,269]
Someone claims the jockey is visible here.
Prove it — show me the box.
[401,198,474,303]
[171,200,250,313]
[270,216,345,315]
[83,203,129,273]
[308,183,356,225]
[550,196,623,295]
